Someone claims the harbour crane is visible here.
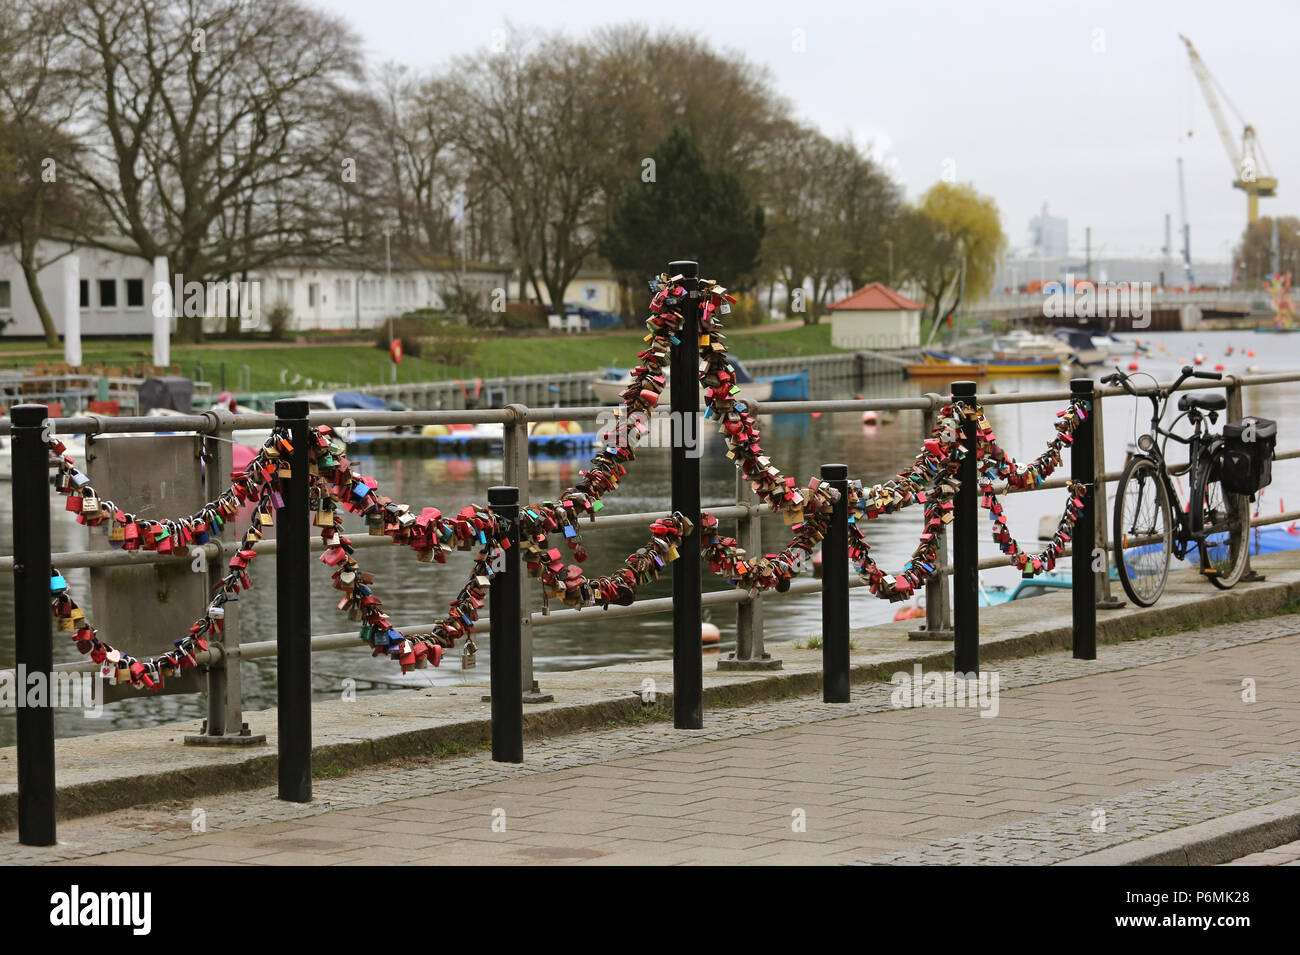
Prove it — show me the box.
[1179,33,1277,224]
[1177,157,1194,285]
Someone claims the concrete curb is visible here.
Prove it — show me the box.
[3,565,1299,831]
[1055,795,1300,866]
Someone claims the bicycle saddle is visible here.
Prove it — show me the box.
[1177,392,1226,412]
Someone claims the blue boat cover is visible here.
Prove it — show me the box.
[332,391,388,410]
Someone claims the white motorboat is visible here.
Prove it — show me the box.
[1048,327,1142,366]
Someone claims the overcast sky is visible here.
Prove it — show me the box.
[313,0,1298,263]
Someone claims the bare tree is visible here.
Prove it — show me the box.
[59,0,365,341]
[0,0,92,347]
[444,32,618,320]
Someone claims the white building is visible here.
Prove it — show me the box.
[0,239,511,338]
[257,257,510,332]
[0,240,154,337]
[827,283,924,349]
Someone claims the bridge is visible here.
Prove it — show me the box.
[964,289,1271,330]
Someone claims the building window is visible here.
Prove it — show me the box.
[0,280,10,310]
[125,278,144,308]
[79,280,89,308]
[308,283,319,308]
[98,279,117,308]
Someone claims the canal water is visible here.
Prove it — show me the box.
[3,328,1298,742]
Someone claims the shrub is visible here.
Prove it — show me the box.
[724,293,767,328]
[425,323,476,367]
[266,303,292,341]
[439,281,493,328]
[502,300,548,331]
[373,315,425,358]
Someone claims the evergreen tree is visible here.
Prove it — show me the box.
[600,126,764,287]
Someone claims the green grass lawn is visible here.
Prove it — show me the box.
[0,321,842,393]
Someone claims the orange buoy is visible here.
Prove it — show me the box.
[1214,363,1225,371]
[810,411,822,419]
[893,604,926,622]
[863,410,879,425]
[1128,362,1139,371]
[701,622,720,646]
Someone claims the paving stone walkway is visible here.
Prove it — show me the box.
[5,614,1299,865]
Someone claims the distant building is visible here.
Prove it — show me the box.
[1029,203,1069,258]
[0,238,510,337]
[827,283,924,349]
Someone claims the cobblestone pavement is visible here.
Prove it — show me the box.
[3,615,1298,865]
[1220,838,1300,866]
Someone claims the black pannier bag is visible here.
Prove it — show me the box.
[1221,416,1277,498]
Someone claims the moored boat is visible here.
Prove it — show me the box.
[591,364,775,405]
[922,349,1061,376]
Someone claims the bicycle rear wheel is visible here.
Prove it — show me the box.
[1113,456,1173,607]
[1193,446,1248,589]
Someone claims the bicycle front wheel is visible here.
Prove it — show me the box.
[1113,456,1172,607]
[1193,446,1249,589]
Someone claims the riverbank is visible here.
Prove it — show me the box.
[0,323,847,393]
[3,551,1299,836]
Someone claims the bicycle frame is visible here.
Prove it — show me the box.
[1112,366,1226,561]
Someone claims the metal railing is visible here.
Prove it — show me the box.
[5,370,1298,678]
[4,368,1299,843]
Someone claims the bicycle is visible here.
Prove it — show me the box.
[1101,365,1249,607]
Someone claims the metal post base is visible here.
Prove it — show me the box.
[184,721,267,746]
[1097,595,1126,609]
[717,653,783,671]
[1242,569,1267,583]
[908,626,954,642]
[482,681,555,705]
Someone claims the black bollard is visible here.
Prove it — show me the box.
[951,381,980,675]
[821,463,851,702]
[11,404,56,846]
[669,259,703,730]
[274,398,312,802]
[488,486,523,763]
[1070,379,1098,659]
